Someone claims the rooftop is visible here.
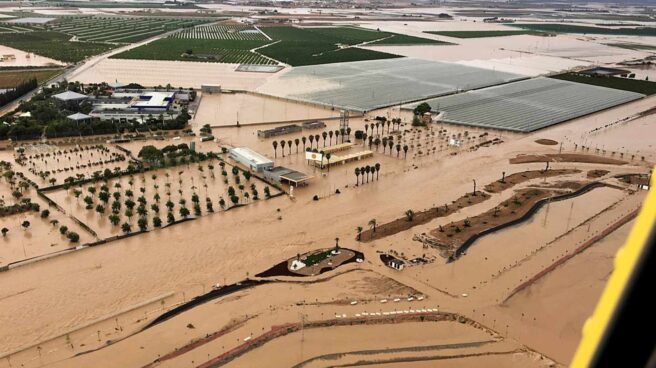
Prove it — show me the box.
[230,147,273,166]
[67,112,92,121]
[129,91,175,109]
[412,77,644,132]
[52,91,88,101]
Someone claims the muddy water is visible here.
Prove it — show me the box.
[404,186,626,295]
[193,93,341,127]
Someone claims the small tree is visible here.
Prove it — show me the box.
[368,218,377,233]
[405,209,414,222]
[153,216,162,227]
[59,225,68,235]
[1,228,8,237]
[40,209,50,218]
[121,222,132,234]
[356,226,363,241]
[21,220,30,231]
[67,232,80,243]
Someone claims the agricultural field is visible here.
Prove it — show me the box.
[47,16,209,44]
[112,26,448,66]
[0,31,115,63]
[511,23,656,37]
[0,68,63,88]
[111,38,275,64]
[258,26,403,66]
[605,43,656,51]
[0,23,36,33]
[44,152,281,239]
[551,73,656,95]
[424,30,540,38]
[170,24,267,41]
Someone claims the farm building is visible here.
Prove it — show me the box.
[229,147,274,172]
[257,124,302,138]
[302,120,326,129]
[128,91,175,111]
[263,166,311,187]
[52,91,88,103]
[387,259,404,270]
[411,77,644,132]
[66,112,92,123]
[201,84,221,93]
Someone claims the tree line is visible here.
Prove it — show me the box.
[0,78,38,108]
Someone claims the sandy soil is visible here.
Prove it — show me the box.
[0,45,63,68]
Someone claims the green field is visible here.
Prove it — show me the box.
[511,24,656,37]
[0,31,115,63]
[170,24,268,40]
[258,26,407,66]
[0,23,36,33]
[551,73,656,95]
[48,16,208,43]
[111,38,275,64]
[0,68,64,88]
[606,43,656,51]
[424,30,539,38]
[113,26,449,66]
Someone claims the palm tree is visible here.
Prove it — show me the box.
[354,167,360,186]
[308,135,314,149]
[396,144,401,158]
[388,140,394,154]
[325,153,332,171]
[314,134,320,148]
[301,136,307,150]
[382,137,388,153]
[403,145,409,159]
[375,163,381,180]
[356,226,363,241]
[272,140,278,158]
[365,166,371,183]
[287,140,292,155]
[294,138,300,153]
[368,219,377,233]
[328,130,334,145]
[322,131,328,147]
[346,127,352,141]
[364,123,369,136]
[280,140,286,157]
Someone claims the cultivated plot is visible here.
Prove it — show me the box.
[49,16,208,43]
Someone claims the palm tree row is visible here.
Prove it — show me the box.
[353,163,381,186]
[271,127,352,158]
[363,118,401,137]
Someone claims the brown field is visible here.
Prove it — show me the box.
[0,68,64,88]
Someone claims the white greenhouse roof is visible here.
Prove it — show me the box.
[259,58,525,112]
[412,77,644,132]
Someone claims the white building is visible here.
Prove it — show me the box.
[229,147,274,172]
